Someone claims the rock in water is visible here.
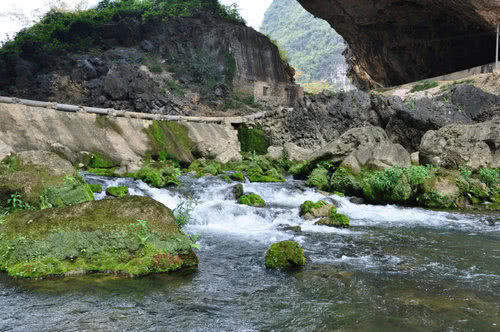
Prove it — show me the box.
[265,241,306,269]
[0,196,198,278]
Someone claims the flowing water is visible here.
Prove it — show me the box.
[1,174,499,331]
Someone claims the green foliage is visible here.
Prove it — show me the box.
[106,186,129,197]
[87,167,117,177]
[238,193,266,207]
[89,184,103,193]
[417,191,455,209]
[410,80,438,93]
[128,219,150,246]
[330,167,362,196]
[135,164,181,187]
[315,209,349,228]
[305,166,329,190]
[0,0,245,57]
[0,155,21,173]
[3,193,33,214]
[237,124,270,155]
[173,199,197,228]
[261,0,345,86]
[479,168,499,189]
[362,167,412,204]
[264,241,305,269]
[89,152,118,169]
[40,176,94,209]
[230,172,245,182]
[289,161,315,180]
[299,200,327,216]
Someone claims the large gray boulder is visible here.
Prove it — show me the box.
[419,116,500,170]
[308,126,388,162]
[385,97,472,152]
[446,84,500,122]
[267,143,310,162]
[343,142,411,172]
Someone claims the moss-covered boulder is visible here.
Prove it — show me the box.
[106,186,129,197]
[265,241,306,269]
[0,151,92,209]
[417,174,460,208]
[299,200,335,220]
[237,124,270,155]
[238,193,266,207]
[248,167,285,183]
[89,184,103,193]
[0,196,198,278]
[315,208,350,228]
[135,164,181,187]
[233,183,244,200]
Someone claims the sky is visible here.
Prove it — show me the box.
[0,0,272,42]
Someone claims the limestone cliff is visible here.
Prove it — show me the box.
[0,10,298,114]
[297,0,500,89]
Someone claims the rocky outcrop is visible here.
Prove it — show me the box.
[308,126,388,162]
[0,14,295,114]
[297,0,500,88]
[342,142,411,172]
[266,143,310,162]
[419,116,500,169]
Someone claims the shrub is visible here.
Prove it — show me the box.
[230,172,245,182]
[173,198,196,228]
[305,166,330,190]
[330,167,362,196]
[362,167,412,203]
[135,165,181,187]
[479,168,499,189]
[237,124,270,155]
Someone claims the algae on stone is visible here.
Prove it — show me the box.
[265,240,305,269]
[315,208,350,228]
[144,120,196,163]
[238,193,266,207]
[0,196,198,278]
[106,186,129,197]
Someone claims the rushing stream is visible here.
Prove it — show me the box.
[1,174,499,331]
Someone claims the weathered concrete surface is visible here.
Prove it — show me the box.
[0,103,241,166]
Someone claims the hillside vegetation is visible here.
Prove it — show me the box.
[261,0,350,92]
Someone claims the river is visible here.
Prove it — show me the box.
[0,174,499,331]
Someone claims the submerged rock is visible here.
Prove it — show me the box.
[0,196,198,278]
[106,186,129,198]
[265,241,306,269]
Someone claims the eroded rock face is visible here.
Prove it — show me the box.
[298,0,500,88]
[419,116,500,169]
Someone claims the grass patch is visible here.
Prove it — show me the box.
[410,80,438,93]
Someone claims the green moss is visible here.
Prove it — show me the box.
[330,167,362,196]
[315,209,350,228]
[89,152,119,169]
[144,120,196,163]
[106,186,129,198]
[248,168,285,183]
[94,115,123,135]
[362,167,412,204]
[135,165,181,188]
[417,191,456,209]
[237,124,270,155]
[230,172,245,182]
[87,167,117,177]
[289,161,316,180]
[305,166,330,190]
[225,51,236,90]
[0,196,198,278]
[264,241,305,269]
[40,176,94,209]
[299,200,328,216]
[238,194,266,207]
[89,184,103,193]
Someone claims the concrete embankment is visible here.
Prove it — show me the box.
[0,102,243,169]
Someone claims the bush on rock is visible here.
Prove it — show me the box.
[238,193,266,207]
